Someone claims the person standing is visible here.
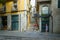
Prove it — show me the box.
[46,24,48,32]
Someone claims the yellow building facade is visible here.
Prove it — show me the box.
[0,0,31,32]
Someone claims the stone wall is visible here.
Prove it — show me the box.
[51,0,60,33]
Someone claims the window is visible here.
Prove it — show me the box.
[41,5,49,17]
[1,16,7,30]
[0,4,6,13]
[58,0,60,8]
[11,0,18,12]
[11,15,19,31]
[42,6,48,14]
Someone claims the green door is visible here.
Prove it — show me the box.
[41,17,49,32]
[11,15,19,31]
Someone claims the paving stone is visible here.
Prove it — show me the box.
[0,32,60,40]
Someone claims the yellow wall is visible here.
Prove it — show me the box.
[0,0,30,30]
[0,3,2,8]
[0,0,29,14]
[27,13,31,29]
[26,0,31,28]
[26,0,29,11]
[17,0,20,11]
[6,0,25,13]
[18,0,24,11]
[6,1,13,13]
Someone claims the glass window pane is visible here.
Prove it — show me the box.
[42,6,48,14]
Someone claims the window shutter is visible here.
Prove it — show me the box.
[58,0,60,8]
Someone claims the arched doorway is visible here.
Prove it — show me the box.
[39,4,51,32]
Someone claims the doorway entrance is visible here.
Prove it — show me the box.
[39,4,51,32]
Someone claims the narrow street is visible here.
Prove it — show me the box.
[0,0,60,40]
[0,31,60,40]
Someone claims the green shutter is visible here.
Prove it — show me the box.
[58,0,60,8]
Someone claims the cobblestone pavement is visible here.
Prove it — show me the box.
[0,31,60,40]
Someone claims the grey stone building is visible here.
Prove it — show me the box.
[51,0,60,34]
[36,0,60,34]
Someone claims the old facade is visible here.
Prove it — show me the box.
[0,0,30,32]
[0,0,60,33]
[36,0,60,33]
